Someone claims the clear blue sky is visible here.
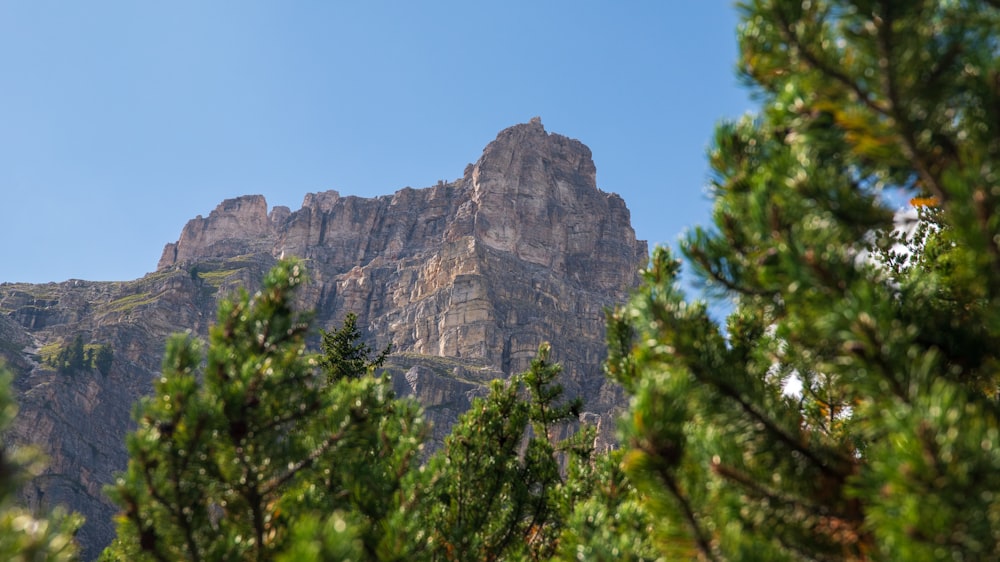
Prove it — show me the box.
[1,2,754,284]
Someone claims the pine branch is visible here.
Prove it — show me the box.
[871,6,946,204]
[254,396,323,435]
[260,428,347,497]
[167,418,207,562]
[650,456,718,562]
[698,362,854,481]
[686,246,778,298]
[772,8,889,117]
[140,453,200,562]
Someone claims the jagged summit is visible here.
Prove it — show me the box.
[473,118,597,196]
[155,119,646,383]
[468,120,624,274]
[1,121,647,559]
[158,120,642,290]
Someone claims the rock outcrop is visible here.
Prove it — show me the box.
[0,120,647,559]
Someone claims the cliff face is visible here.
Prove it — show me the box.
[0,120,647,559]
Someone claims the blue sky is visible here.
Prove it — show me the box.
[1,2,754,284]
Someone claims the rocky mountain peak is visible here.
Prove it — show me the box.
[151,119,647,378]
[157,120,642,295]
[158,194,272,268]
[1,121,648,559]
[467,120,636,285]
[471,118,597,196]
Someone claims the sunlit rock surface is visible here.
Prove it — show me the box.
[0,120,647,559]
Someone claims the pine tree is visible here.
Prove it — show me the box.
[54,334,88,374]
[611,1,1000,560]
[318,312,391,384]
[401,344,588,562]
[555,450,663,562]
[103,260,426,561]
[103,260,610,561]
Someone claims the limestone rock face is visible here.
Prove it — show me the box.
[158,194,273,266]
[0,120,647,559]
[156,121,647,382]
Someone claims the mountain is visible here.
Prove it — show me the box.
[0,119,648,559]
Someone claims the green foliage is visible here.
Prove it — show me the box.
[103,260,427,561]
[612,1,1000,560]
[403,343,588,562]
[36,343,63,367]
[195,268,244,288]
[101,292,158,314]
[94,345,113,376]
[419,376,533,560]
[556,451,664,562]
[56,335,86,374]
[0,367,82,561]
[44,336,113,376]
[104,260,605,561]
[96,4,1000,560]
[273,511,363,562]
[318,312,391,384]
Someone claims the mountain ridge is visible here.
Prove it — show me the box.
[0,120,647,559]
